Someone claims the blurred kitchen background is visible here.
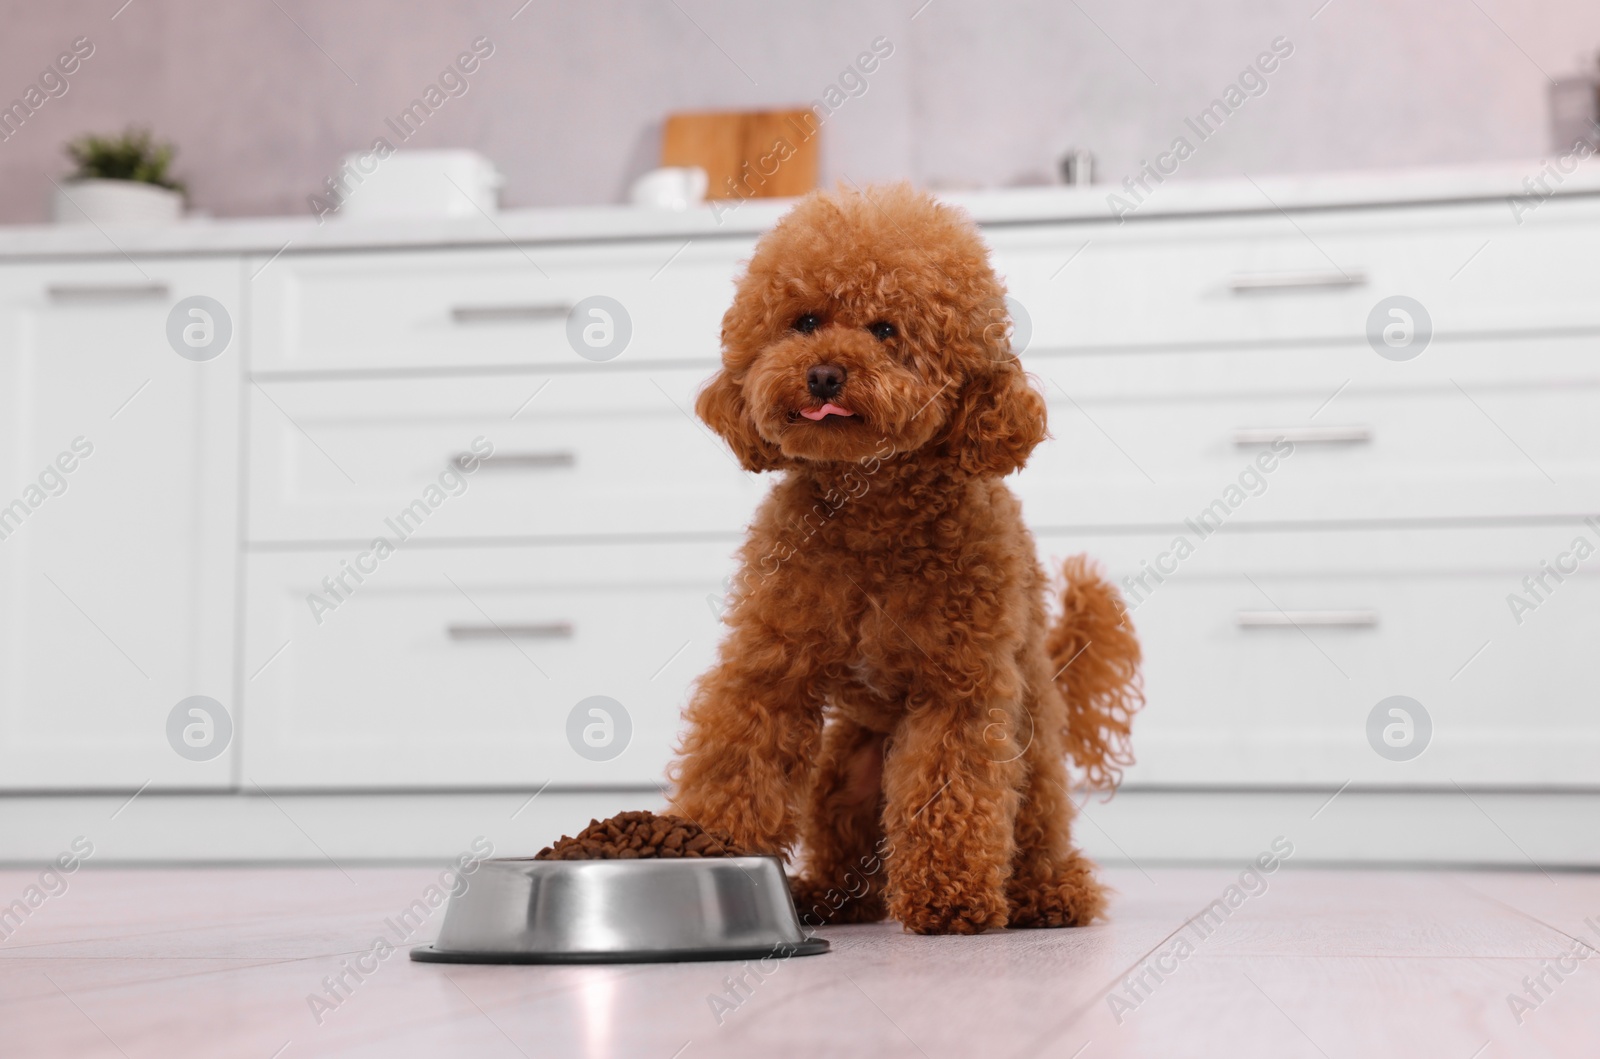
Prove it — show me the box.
[1,0,1599,220]
[2,0,1600,870]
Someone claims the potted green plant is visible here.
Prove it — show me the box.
[53,127,187,225]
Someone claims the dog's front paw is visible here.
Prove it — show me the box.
[1005,852,1108,929]
[890,889,1008,935]
[1006,877,1105,928]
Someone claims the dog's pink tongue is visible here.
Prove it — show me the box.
[800,403,855,421]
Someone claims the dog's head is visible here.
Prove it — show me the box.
[697,184,1046,475]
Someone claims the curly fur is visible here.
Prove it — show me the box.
[670,184,1144,934]
[1049,556,1143,792]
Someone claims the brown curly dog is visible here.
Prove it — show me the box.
[670,184,1142,935]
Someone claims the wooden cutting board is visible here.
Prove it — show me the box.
[661,109,819,200]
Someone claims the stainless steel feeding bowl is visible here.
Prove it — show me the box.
[410,855,830,964]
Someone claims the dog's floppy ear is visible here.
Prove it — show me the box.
[695,369,785,472]
[942,349,1048,477]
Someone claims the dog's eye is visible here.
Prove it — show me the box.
[793,313,821,334]
[867,321,896,341]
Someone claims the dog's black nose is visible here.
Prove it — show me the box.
[807,363,846,400]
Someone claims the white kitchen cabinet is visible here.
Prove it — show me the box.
[247,239,754,374]
[3,166,1597,861]
[989,197,1600,351]
[1017,333,1600,529]
[0,260,241,789]
[240,541,732,788]
[244,368,763,543]
[1045,526,1600,787]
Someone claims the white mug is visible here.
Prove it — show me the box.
[629,166,708,209]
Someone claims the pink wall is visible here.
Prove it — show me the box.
[0,0,1595,224]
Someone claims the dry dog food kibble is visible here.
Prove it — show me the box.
[533,810,751,860]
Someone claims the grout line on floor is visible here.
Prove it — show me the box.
[1446,873,1600,956]
[1010,902,1213,1057]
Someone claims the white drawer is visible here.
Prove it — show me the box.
[1047,526,1600,787]
[246,369,765,542]
[241,542,738,788]
[1018,360,1600,527]
[1029,329,1600,398]
[993,196,1600,351]
[249,238,754,373]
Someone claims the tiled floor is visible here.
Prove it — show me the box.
[3,866,1597,1058]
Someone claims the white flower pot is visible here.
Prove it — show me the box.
[52,179,184,226]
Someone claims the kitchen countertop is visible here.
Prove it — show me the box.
[2,160,1597,261]
[4,864,1595,1058]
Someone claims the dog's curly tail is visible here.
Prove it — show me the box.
[1044,555,1144,792]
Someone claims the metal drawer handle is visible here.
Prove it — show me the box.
[1234,426,1372,446]
[1228,270,1367,293]
[1236,610,1377,628]
[450,303,572,324]
[448,622,574,641]
[458,451,576,471]
[46,282,171,302]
